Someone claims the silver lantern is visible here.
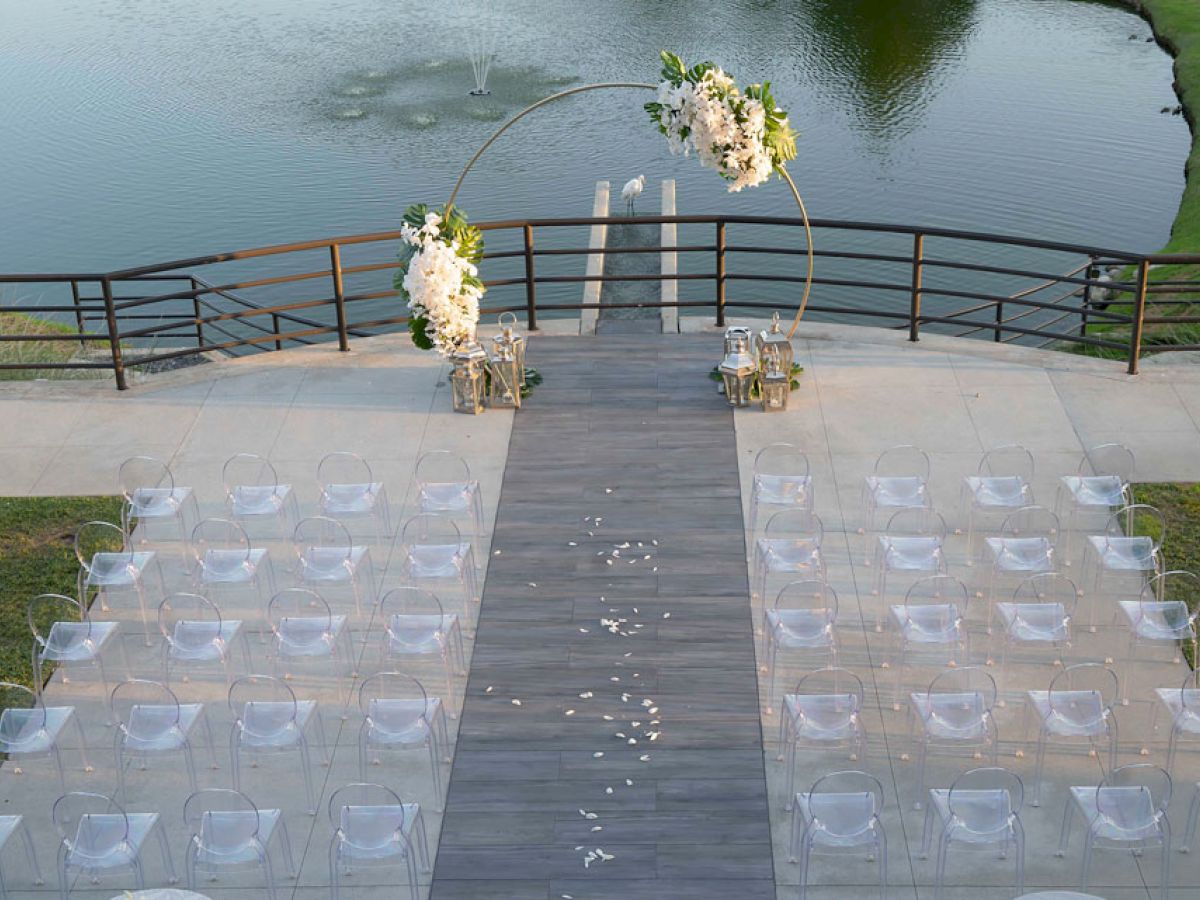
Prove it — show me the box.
[450,339,488,415]
[756,312,793,411]
[760,371,790,412]
[723,325,753,358]
[719,332,757,408]
[487,343,522,410]
[492,311,527,387]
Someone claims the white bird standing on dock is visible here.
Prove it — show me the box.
[621,175,645,215]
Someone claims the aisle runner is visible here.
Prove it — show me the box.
[430,334,774,899]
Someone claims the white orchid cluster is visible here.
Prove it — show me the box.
[646,51,797,193]
[395,205,485,357]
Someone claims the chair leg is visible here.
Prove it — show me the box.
[17,819,45,886]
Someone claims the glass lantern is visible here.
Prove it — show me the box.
[492,311,527,387]
[723,325,753,357]
[719,333,757,408]
[487,344,522,409]
[757,312,793,411]
[760,372,790,412]
[450,340,488,415]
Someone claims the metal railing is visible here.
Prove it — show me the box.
[2,214,1199,389]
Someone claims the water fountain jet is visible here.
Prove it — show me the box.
[466,0,497,96]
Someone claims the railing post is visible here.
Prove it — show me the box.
[272,313,282,351]
[909,232,923,342]
[994,300,1003,342]
[190,277,205,350]
[69,280,86,350]
[100,277,127,391]
[1128,258,1150,375]
[1079,257,1094,340]
[523,223,538,331]
[329,243,350,351]
[716,220,727,327]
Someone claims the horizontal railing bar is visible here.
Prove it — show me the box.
[917,314,1128,349]
[0,332,110,342]
[0,360,113,370]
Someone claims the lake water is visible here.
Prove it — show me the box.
[0,0,1190,331]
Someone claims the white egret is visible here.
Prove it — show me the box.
[621,175,645,214]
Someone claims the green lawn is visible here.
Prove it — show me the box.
[1131,483,1200,666]
[0,496,124,690]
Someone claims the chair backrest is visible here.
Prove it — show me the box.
[400,513,463,549]
[183,788,263,856]
[359,672,430,733]
[763,509,824,543]
[328,782,407,851]
[883,506,946,540]
[873,445,930,480]
[158,592,225,650]
[793,667,864,725]
[0,681,47,748]
[379,587,447,645]
[1081,443,1135,482]
[52,792,130,861]
[1047,663,1118,726]
[903,575,969,614]
[118,455,174,503]
[228,675,299,739]
[999,505,1059,541]
[27,593,92,651]
[754,442,810,479]
[806,770,883,839]
[1176,671,1200,716]
[222,452,280,499]
[1104,504,1165,554]
[1095,764,1172,833]
[774,580,838,623]
[73,520,130,571]
[979,445,1034,481]
[946,767,1023,836]
[190,518,253,574]
[415,450,472,486]
[293,516,354,570]
[267,588,334,651]
[111,679,182,743]
[923,667,997,722]
[318,451,374,492]
[1011,573,1078,621]
[1143,570,1200,610]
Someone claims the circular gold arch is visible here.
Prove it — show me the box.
[445,81,815,338]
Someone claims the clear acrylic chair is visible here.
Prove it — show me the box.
[748,442,814,534]
[960,445,1035,561]
[1025,662,1119,807]
[358,672,448,799]
[909,667,998,810]
[182,787,296,900]
[1057,763,1172,900]
[981,506,1059,621]
[1120,570,1200,688]
[752,509,825,602]
[158,592,251,690]
[993,573,1077,692]
[317,451,392,543]
[292,515,378,619]
[1151,671,1200,776]
[0,681,90,790]
[920,766,1025,900]
[379,586,466,712]
[763,579,838,715]
[779,667,867,808]
[0,814,44,897]
[118,454,198,558]
[228,674,328,815]
[266,588,355,707]
[328,782,430,900]
[1056,442,1135,562]
[396,514,479,619]
[75,520,164,642]
[790,770,886,900]
[1183,780,1200,853]
[888,575,971,710]
[189,517,276,609]
[861,444,932,562]
[415,450,485,561]
[111,678,215,800]
[51,791,176,899]
[223,453,299,544]
[28,593,125,706]
[1083,504,1165,628]
[873,507,947,628]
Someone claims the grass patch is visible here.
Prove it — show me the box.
[0,496,124,690]
[1131,483,1200,666]
[0,311,93,381]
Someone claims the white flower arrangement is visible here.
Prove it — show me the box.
[645,51,797,192]
[394,204,485,356]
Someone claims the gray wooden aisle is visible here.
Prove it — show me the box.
[429,333,774,899]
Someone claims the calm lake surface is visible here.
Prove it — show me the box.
[0,0,1190,329]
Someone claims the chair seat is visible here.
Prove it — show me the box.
[1069,785,1162,842]
[783,693,859,742]
[0,705,75,754]
[321,483,385,516]
[231,484,293,518]
[193,807,282,868]
[865,475,927,509]
[404,543,471,580]
[995,602,1069,642]
[170,619,244,662]
[1027,690,1109,737]
[122,703,204,752]
[910,692,990,740]
[984,537,1054,573]
[1118,601,1195,640]
[68,811,159,869]
[418,482,480,517]
[238,700,317,749]
[199,548,270,584]
[1154,688,1200,735]
[965,475,1029,509]
[129,487,193,518]
[276,615,347,657]
[929,788,1014,843]
[753,474,813,507]
[299,546,370,582]
[335,803,421,862]
[364,698,441,747]
[879,536,943,571]
[1086,535,1157,571]
[795,792,879,849]
[387,614,457,655]
[766,609,834,649]
[890,604,961,644]
[84,551,156,587]
[39,620,119,661]
[1061,475,1126,509]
